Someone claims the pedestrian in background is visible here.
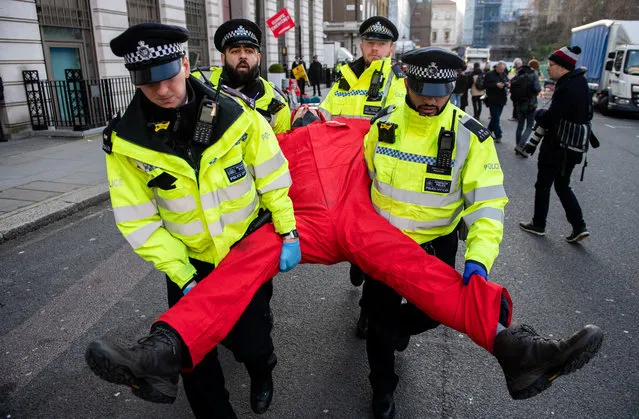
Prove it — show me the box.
[520,46,591,243]
[508,58,523,121]
[511,58,541,154]
[291,56,307,96]
[484,61,508,143]
[470,62,485,120]
[309,55,323,96]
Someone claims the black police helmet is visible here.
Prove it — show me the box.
[214,19,262,52]
[401,47,465,96]
[359,16,399,42]
[110,23,189,85]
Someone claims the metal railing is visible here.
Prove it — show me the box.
[23,70,136,131]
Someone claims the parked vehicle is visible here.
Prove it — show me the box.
[571,20,639,114]
[323,42,354,69]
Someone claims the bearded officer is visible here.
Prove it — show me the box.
[192,19,291,134]
[94,23,301,418]
[361,47,508,418]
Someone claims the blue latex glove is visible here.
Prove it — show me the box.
[182,280,197,295]
[462,260,487,285]
[280,240,301,272]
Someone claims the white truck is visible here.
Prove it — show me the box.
[571,20,639,114]
[464,47,491,70]
[323,42,354,69]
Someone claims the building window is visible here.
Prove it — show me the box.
[445,31,450,42]
[126,0,160,26]
[185,0,209,67]
[432,31,437,42]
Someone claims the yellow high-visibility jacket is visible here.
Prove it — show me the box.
[105,77,295,289]
[363,102,508,271]
[320,56,406,120]
[192,66,291,134]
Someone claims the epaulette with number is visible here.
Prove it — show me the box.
[370,104,396,125]
[221,85,255,109]
[391,63,405,78]
[461,117,492,143]
[102,113,121,154]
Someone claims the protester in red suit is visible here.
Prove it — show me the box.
[86,117,603,412]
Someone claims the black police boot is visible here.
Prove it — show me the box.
[356,307,368,339]
[85,324,182,403]
[493,324,603,400]
[395,335,410,352]
[372,391,396,419]
[247,353,277,414]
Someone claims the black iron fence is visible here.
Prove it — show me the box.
[23,69,135,131]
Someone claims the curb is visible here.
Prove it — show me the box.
[0,184,110,244]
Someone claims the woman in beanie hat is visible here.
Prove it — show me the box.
[520,45,592,243]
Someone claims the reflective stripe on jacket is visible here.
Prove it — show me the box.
[320,57,405,120]
[192,67,291,134]
[363,102,508,270]
[107,82,295,288]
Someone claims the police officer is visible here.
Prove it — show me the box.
[94,23,301,418]
[320,17,408,337]
[362,47,508,418]
[320,16,406,121]
[192,19,291,134]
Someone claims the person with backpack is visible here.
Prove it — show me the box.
[511,58,541,155]
[519,46,591,243]
[470,62,485,119]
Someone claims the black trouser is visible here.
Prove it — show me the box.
[167,258,275,419]
[472,95,483,119]
[298,79,306,96]
[533,155,586,231]
[362,230,458,396]
[311,81,321,95]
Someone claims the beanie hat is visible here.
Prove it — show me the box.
[548,46,581,71]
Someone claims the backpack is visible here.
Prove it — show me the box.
[509,72,531,101]
[474,72,486,90]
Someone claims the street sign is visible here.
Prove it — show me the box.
[267,8,296,38]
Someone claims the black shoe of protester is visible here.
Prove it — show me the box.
[519,221,545,236]
[85,324,182,403]
[350,264,365,287]
[566,228,590,244]
[372,392,396,419]
[493,324,603,400]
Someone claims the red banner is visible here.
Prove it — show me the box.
[266,8,296,38]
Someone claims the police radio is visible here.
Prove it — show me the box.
[193,98,216,146]
[367,61,385,101]
[427,125,455,176]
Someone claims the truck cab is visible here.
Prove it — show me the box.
[604,46,639,112]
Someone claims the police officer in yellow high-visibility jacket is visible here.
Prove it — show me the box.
[104,23,300,418]
[320,17,406,121]
[362,47,508,418]
[192,20,291,135]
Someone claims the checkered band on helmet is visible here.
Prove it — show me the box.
[124,41,185,64]
[221,25,259,48]
[404,63,457,81]
[363,21,394,38]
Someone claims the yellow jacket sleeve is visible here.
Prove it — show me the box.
[363,124,379,174]
[106,146,197,288]
[461,136,508,271]
[242,113,296,234]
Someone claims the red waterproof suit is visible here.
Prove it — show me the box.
[158,119,512,366]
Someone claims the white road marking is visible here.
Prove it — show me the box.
[605,124,616,129]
